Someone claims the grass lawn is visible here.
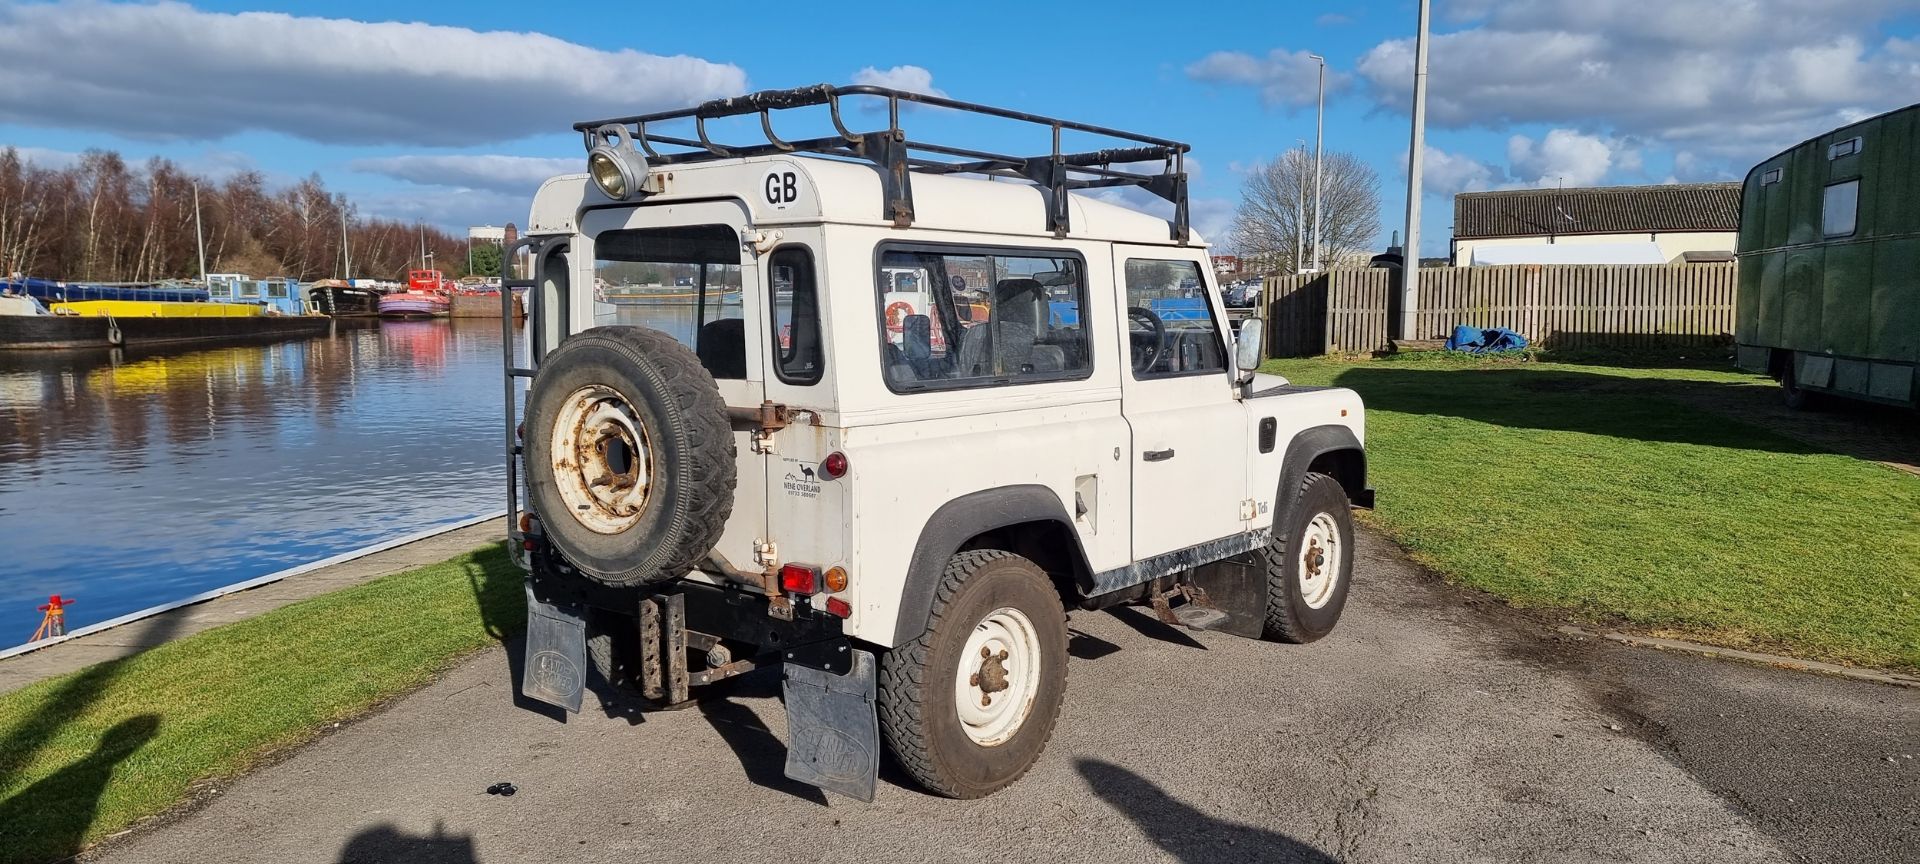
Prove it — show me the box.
[1266,353,1920,672]
[0,544,524,864]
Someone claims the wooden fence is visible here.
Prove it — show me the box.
[1262,263,1739,356]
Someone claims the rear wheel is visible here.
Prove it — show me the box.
[1780,361,1820,411]
[878,550,1068,799]
[1260,473,1354,643]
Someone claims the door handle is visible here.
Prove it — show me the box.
[1143,449,1176,462]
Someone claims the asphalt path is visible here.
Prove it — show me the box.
[90,529,1916,864]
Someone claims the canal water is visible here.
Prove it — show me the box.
[0,319,521,646]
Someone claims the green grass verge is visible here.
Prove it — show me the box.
[0,544,524,864]
[1266,354,1920,672]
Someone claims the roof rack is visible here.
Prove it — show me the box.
[572,84,1193,242]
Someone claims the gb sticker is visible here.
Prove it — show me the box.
[764,169,800,210]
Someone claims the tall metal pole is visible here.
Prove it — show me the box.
[192,183,207,283]
[1309,54,1327,273]
[1399,0,1431,341]
[340,208,351,279]
[1293,143,1306,275]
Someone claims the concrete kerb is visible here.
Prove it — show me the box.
[1558,625,1920,689]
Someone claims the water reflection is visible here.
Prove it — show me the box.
[0,320,516,642]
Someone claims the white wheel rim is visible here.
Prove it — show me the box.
[550,384,652,534]
[1297,512,1342,610]
[954,607,1043,747]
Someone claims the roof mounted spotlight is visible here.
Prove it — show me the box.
[586,124,647,201]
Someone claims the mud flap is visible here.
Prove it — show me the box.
[1186,553,1268,639]
[782,648,879,802]
[521,589,587,713]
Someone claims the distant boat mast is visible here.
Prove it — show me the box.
[193,183,208,284]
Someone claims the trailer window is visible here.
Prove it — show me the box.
[874,245,1090,392]
[1822,180,1859,238]
[1123,259,1226,378]
[769,246,823,385]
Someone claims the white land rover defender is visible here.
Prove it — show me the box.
[503,85,1371,801]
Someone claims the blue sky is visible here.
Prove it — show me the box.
[3,0,1917,256]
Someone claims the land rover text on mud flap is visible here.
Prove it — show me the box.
[502,84,1372,801]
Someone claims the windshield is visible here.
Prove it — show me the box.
[594,224,746,379]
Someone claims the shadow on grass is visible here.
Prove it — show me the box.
[0,612,180,864]
[1328,364,1919,466]
[1077,759,1336,863]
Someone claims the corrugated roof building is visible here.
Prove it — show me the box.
[1451,183,1742,266]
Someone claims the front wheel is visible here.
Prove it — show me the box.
[1260,472,1355,643]
[878,550,1068,799]
[1780,361,1820,411]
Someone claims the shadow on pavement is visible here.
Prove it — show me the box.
[695,673,829,806]
[1077,759,1336,864]
[337,822,478,864]
[1104,605,1208,650]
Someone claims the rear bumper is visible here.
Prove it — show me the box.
[527,545,852,678]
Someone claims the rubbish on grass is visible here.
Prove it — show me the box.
[1445,325,1529,354]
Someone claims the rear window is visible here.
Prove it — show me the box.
[875,245,1091,391]
[594,224,745,379]
[769,246,823,385]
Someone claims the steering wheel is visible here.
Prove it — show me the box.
[1127,306,1166,374]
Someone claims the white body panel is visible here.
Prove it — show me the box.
[523,154,1366,647]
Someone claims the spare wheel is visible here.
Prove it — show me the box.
[524,326,736,587]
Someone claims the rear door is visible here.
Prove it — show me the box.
[578,201,768,577]
[1111,248,1248,559]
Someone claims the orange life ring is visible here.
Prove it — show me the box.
[885,301,914,333]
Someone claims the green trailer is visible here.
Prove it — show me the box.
[1736,102,1920,409]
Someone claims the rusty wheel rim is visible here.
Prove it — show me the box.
[550,384,652,535]
[1297,512,1342,610]
[955,607,1042,747]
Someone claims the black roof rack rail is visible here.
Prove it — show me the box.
[573,84,1193,243]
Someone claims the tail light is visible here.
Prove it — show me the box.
[825,596,852,618]
[820,451,849,480]
[780,564,819,595]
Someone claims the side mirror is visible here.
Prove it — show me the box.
[1234,318,1265,384]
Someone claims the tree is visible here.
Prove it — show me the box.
[466,243,503,278]
[1230,150,1382,276]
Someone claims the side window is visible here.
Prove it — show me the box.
[594,225,745,379]
[876,246,1090,391]
[1822,180,1859,238]
[769,247,823,384]
[1124,259,1226,378]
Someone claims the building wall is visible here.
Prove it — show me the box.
[1453,231,1736,266]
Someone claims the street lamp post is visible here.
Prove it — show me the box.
[1308,53,1326,273]
[1294,141,1306,275]
[1399,0,1431,341]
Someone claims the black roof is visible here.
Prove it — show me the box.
[1452,183,1742,240]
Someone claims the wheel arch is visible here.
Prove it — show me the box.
[1277,425,1371,530]
[891,484,1091,647]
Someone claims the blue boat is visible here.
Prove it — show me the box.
[1,276,210,304]
[207,274,307,316]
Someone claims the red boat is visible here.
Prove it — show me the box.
[378,269,452,319]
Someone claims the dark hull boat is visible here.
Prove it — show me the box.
[0,313,336,350]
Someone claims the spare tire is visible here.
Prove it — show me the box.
[524,326,735,587]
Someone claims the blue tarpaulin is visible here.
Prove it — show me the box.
[1445,325,1530,354]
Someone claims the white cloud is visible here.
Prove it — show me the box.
[0,1,747,146]
[356,186,527,235]
[1186,49,1344,110]
[851,65,946,98]
[5,146,82,170]
[1316,13,1355,27]
[351,154,577,196]
[1356,0,1920,167]
[1419,146,1498,198]
[1507,129,1615,188]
